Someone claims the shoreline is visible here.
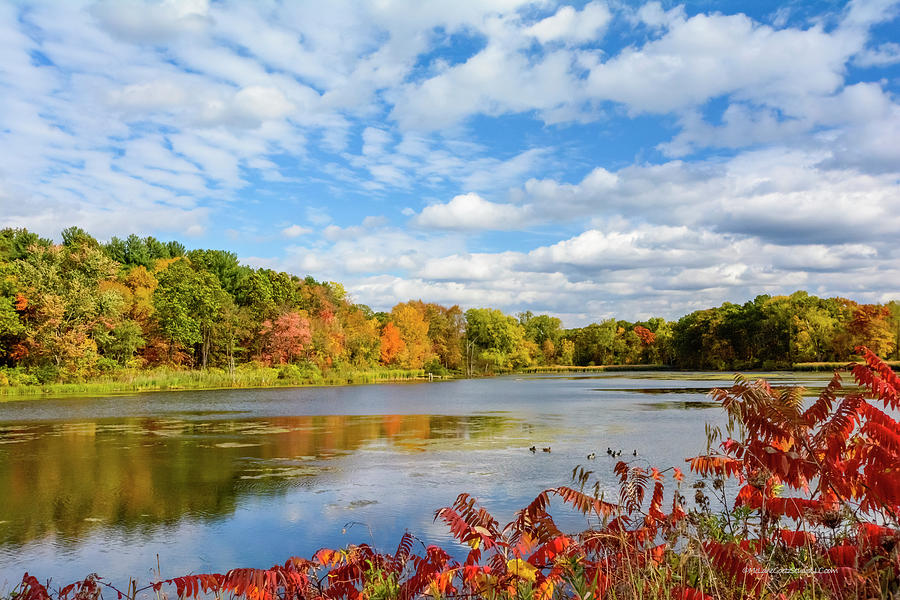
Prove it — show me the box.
[0,367,438,402]
[4,360,894,401]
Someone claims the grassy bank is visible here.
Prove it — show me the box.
[0,365,432,400]
[527,361,900,373]
[792,359,900,371]
[6,360,900,400]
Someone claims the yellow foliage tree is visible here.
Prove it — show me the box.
[390,303,432,369]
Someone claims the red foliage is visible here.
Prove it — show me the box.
[702,541,767,594]
[634,325,656,346]
[15,292,28,311]
[258,311,312,365]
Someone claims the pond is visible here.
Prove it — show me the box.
[0,371,832,588]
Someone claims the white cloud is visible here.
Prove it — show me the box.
[305,207,332,226]
[107,80,190,112]
[417,252,523,281]
[527,2,611,44]
[487,147,900,248]
[854,41,900,66]
[284,221,465,278]
[282,224,312,238]
[91,0,210,43]
[229,86,295,124]
[585,13,852,114]
[413,193,531,230]
[340,217,900,324]
[361,127,392,157]
[389,18,585,130]
[842,0,900,29]
[362,215,388,228]
[635,2,686,29]
[660,82,897,157]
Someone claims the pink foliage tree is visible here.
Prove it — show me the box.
[258,311,312,365]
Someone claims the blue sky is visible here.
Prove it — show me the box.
[2,0,899,325]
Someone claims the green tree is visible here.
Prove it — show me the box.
[0,228,51,261]
[791,296,839,363]
[0,295,24,363]
[61,226,99,249]
[518,312,562,365]
[187,249,249,296]
[153,259,228,366]
[465,308,528,373]
[572,320,616,365]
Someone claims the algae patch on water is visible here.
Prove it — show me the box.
[239,465,323,479]
[215,442,263,448]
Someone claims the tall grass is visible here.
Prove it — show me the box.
[792,359,900,371]
[0,365,431,400]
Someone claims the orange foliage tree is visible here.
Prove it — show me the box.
[379,321,405,365]
[634,325,656,346]
[847,305,895,357]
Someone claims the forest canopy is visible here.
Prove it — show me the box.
[1,227,898,385]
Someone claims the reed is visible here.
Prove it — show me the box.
[0,365,431,400]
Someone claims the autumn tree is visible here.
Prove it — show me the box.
[557,338,575,365]
[10,237,125,379]
[258,311,312,365]
[342,306,381,367]
[847,304,895,357]
[519,311,562,365]
[379,322,405,365]
[420,302,465,370]
[791,297,839,362]
[390,302,432,369]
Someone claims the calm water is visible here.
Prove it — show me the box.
[0,372,831,588]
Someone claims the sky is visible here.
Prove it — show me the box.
[1,0,899,326]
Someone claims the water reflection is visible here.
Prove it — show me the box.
[0,414,519,547]
[635,400,721,410]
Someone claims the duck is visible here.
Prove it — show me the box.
[633,449,638,456]
[606,447,612,455]
[542,447,552,453]
[587,452,596,460]
[529,446,536,453]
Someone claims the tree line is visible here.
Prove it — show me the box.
[0,227,897,385]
